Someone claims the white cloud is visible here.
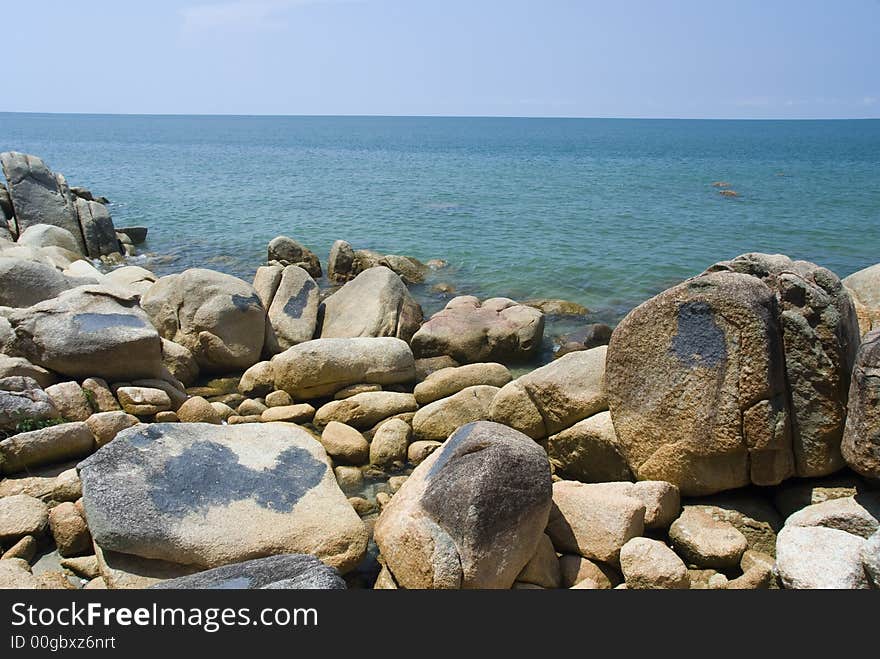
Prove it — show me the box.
[180,0,345,32]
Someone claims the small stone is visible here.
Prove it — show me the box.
[320,422,370,465]
[369,418,411,468]
[176,396,222,424]
[116,386,171,416]
[619,537,690,589]
[45,381,93,421]
[0,559,38,588]
[48,501,92,557]
[261,404,315,424]
[84,577,107,589]
[387,476,408,493]
[375,492,392,509]
[60,555,101,580]
[334,466,364,494]
[333,384,383,400]
[516,534,562,588]
[1,535,37,562]
[407,440,442,465]
[81,378,121,412]
[154,411,179,423]
[227,414,261,424]
[557,554,621,589]
[210,402,236,421]
[265,390,292,407]
[348,497,375,516]
[0,422,96,473]
[85,411,139,447]
[0,494,49,542]
[669,507,749,569]
[237,399,268,416]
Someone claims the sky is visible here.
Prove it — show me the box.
[2,0,878,118]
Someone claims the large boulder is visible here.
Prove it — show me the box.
[319,267,423,343]
[843,263,880,336]
[706,253,859,478]
[411,296,545,364]
[265,266,319,353]
[1,285,164,380]
[0,152,85,254]
[16,224,81,254]
[74,197,120,258]
[841,329,880,479]
[141,269,266,373]
[271,337,415,399]
[151,554,346,589]
[490,346,607,439]
[0,376,59,434]
[374,421,552,588]
[78,423,369,572]
[267,236,321,278]
[606,270,793,496]
[0,257,77,308]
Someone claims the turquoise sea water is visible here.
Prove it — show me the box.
[2,113,879,337]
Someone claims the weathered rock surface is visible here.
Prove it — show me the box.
[492,347,607,440]
[16,224,80,254]
[272,337,415,399]
[160,339,200,387]
[606,270,793,496]
[327,240,357,284]
[706,253,859,478]
[547,410,632,483]
[619,537,689,589]
[142,269,265,373]
[319,267,423,343]
[863,530,880,587]
[45,381,92,421]
[78,423,368,572]
[411,296,545,364]
[0,355,55,388]
[776,525,869,589]
[75,197,120,258]
[412,385,498,441]
[48,501,91,556]
[151,554,346,589]
[516,534,561,588]
[265,266,319,353]
[1,285,164,380]
[374,421,552,588]
[841,328,880,479]
[413,363,511,405]
[267,236,321,278]
[546,481,645,564]
[85,411,139,447]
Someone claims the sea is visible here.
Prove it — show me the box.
[2,113,879,359]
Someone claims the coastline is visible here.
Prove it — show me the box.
[1,152,879,591]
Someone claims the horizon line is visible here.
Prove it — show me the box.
[1,110,878,122]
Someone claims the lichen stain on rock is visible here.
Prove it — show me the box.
[670,300,727,368]
[147,442,326,514]
[74,312,146,333]
[230,293,262,313]
[282,279,316,319]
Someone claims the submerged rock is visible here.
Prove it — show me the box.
[78,422,369,572]
[374,421,552,588]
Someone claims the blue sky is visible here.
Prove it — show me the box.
[3,0,878,118]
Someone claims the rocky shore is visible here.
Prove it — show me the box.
[1,152,879,590]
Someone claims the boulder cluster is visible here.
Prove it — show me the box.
[1,154,878,590]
